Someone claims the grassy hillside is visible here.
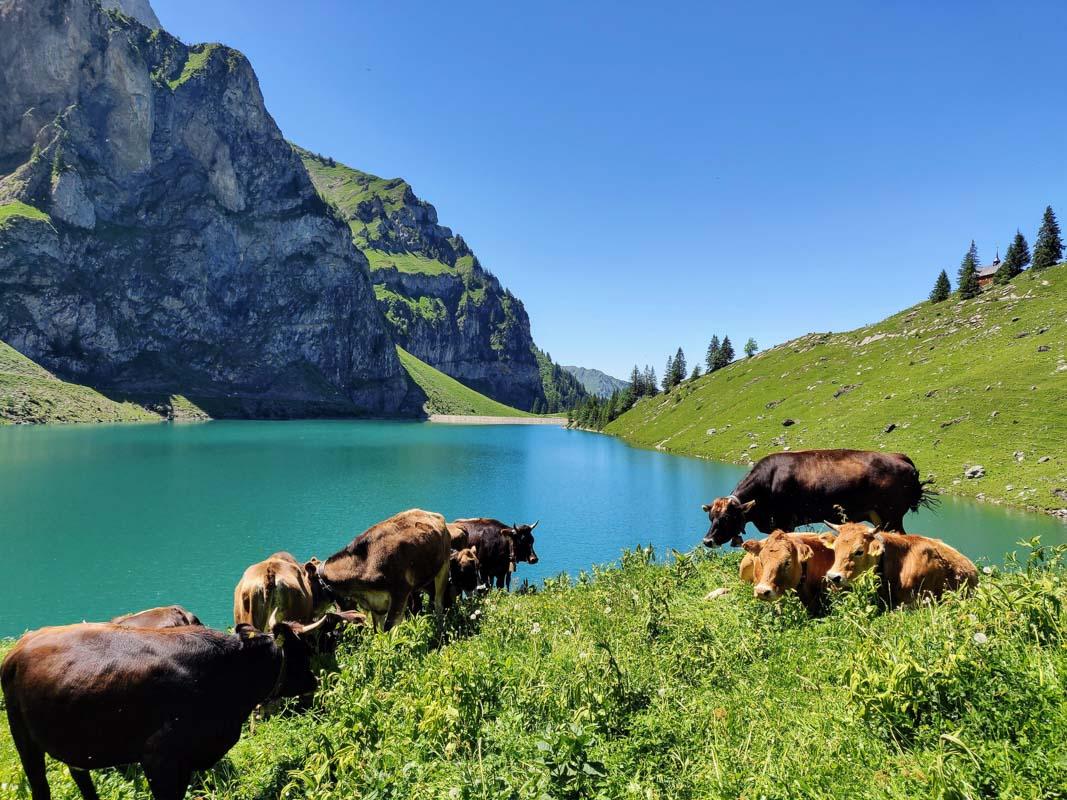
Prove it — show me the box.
[2,543,1063,799]
[0,340,159,424]
[398,346,530,417]
[607,264,1067,512]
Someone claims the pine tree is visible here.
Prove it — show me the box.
[744,338,758,358]
[531,398,542,415]
[672,348,687,386]
[644,365,658,395]
[629,365,642,396]
[705,335,721,372]
[929,269,951,303]
[715,336,735,369]
[662,356,673,392]
[957,241,980,299]
[690,364,701,380]
[1032,205,1063,270]
[996,230,1031,285]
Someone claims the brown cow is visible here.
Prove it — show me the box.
[234,552,332,630]
[2,621,318,800]
[449,547,481,600]
[452,518,540,590]
[822,522,978,609]
[739,531,835,615]
[313,509,451,631]
[447,523,470,551]
[111,605,202,629]
[702,449,936,547]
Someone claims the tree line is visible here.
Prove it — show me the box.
[568,334,758,430]
[930,205,1062,303]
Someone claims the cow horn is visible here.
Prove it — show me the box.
[530,520,540,531]
[267,609,279,630]
[823,521,842,534]
[296,613,335,634]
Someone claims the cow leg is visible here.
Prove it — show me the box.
[505,571,512,591]
[7,706,51,800]
[494,571,507,590]
[382,590,410,632]
[432,560,449,616]
[69,769,99,800]
[142,761,193,800]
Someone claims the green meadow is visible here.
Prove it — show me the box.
[1,542,1063,799]
[397,346,531,417]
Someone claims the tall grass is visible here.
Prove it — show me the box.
[1,542,1064,799]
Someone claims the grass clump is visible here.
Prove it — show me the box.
[2,542,1062,799]
[167,44,220,90]
[397,346,530,417]
[607,263,1067,510]
[0,201,51,228]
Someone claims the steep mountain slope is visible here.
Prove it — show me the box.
[607,264,1067,511]
[397,347,530,418]
[563,365,629,398]
[0,0,408,417]
[0,339,159,423]
[299,149,580,411]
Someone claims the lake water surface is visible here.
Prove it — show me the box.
[1,421,1062,636]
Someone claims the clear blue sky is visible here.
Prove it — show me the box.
[153,0,1066,380]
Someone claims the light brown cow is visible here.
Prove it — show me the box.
[822,522,978,609]
[739,531,835,615]
[447,523,470,551]
[234,552,332,630]
[112,605,202,629]
[313,509,451,631]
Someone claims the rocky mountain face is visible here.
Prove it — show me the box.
[300,150,549,410]
[99,0,159,28]
[562,365,629,398]
[0,0,410,416]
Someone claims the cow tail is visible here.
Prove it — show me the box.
[915,478,940,512]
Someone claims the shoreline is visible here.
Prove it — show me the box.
[428,414,567,426]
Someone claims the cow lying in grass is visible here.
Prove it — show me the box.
[111,604,202,629]
[822,522,978,609]
[738,531,835,615]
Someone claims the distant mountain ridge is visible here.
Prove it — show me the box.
[563,365,629,398]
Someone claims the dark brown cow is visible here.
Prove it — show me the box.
[452,518,540,590]
[313,509,451,631]
[822,522,978,609]
[739,531,835,615]
[234,552,331,631]
[111,605,202,629]
[2,621,318,800]
[702,449,935,547]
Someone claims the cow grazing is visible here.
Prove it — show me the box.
[822,522,978,609]
[234,551,333,631]
[313,509,451,631]
[449,547,481,599]
[2,621,319,800]
[739,531,835,615]
[452,518,540,590]
[111,605,202,629]
[702,449,935,547]
[447,523,470,551]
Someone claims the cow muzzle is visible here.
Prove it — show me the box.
[827,572,845,587]
[754,584,777,601]
[527,551,539,565]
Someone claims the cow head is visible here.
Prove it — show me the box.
[237,621,319,698]
[822,522,883,588]
[291,610,367,656]
[450,547,480,596]
[702,496,755,547]
[741,532,812,601]
[447,524,470,551]
[504,520,539,565]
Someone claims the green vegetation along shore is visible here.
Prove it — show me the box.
[607,263,1067,512]
[2,543,1063,798]
[0,340,158,425]
[398,347,531,418]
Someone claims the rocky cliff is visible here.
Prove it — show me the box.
[562,365,629,398]
[0,0,409,416]
[299,149,550,410]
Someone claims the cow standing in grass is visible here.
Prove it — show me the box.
[702,449,935,547]
[822,522,977,609]
[451,518,540,590]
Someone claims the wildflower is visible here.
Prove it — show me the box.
[973,632,989,645]
[449,788,460,799]
[530,622,541,635]
[982,566,993,575]
[604,606,612,615]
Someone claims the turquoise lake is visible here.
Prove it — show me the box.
[0,420,1063,636]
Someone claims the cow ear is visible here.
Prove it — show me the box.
[701,503,712,513]
[501,527,515,537]
[869,536,885,557]
[304,560,318,579]
[795,542,813,563]
[271,620,299,645]
[740,500,756,514]
[236,623,259,640]
[818,533,837,549]
[741,539,762,554]
[336,610,367,627]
